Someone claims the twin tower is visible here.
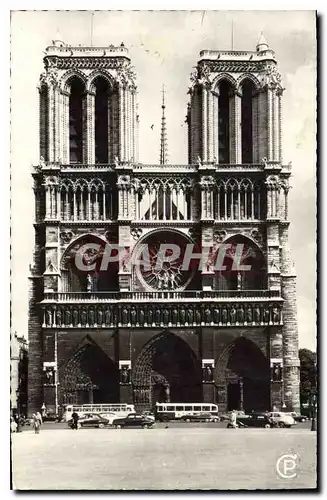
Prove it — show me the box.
[28,33,300,416]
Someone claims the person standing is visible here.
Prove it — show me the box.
[71,411,79,430]
[230,410,237,429]
[32,413,40,434]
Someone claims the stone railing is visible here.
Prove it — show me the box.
[41,299,283,329]
[43,289,280,303]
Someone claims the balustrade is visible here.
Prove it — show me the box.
[41,299,283,329]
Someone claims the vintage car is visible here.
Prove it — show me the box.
[68,413,110,429]
[227,413,278,428]
[112,413,155,429]
[266,412,296,428]
[287,412,308,423]
[181,412,220,423]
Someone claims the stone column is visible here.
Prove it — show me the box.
[62,90,70,164]
[252,91,259,163]
[273,89,279,162]
[280,222,300,412]
[257,89,268,160]
[131,87,136,162]
[229,89,242,164]
[270,327,284,410]
[278,89,283,163]
[118,84,125,161]
[267,87,273,161]
[86,89,95,165]
[207,84,214,161]
[47,85,55,162]
[213,89,219,162]
[201,84,208,162]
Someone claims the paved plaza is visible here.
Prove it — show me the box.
[12,427,317,490]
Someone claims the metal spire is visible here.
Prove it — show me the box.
[160,85,168,165]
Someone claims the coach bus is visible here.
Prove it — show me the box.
[155,402,219,421]
[62,403,135,422]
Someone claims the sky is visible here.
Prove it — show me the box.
[10,10,317,350]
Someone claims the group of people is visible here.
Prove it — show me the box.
[10,411,43,434]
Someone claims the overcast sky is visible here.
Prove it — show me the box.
[10,10,316,350]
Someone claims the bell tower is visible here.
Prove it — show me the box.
[186,33,300,412]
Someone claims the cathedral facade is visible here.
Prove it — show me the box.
[28,34,300,416]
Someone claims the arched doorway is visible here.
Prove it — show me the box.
[215,337,270,413]
[60,234,118,293]
[61,337,119,405]
[215,235,267,291]
[132,332,202,411]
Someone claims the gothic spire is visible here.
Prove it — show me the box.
[160,85,168,165]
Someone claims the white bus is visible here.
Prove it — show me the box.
[155,403,219,421]
[62,403,135,423]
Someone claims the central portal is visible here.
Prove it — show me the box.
[132,332,202,411]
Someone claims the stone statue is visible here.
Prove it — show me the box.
[254,306,261,323]
[164,385,170,403]
[46,309,52,326]
[155,308,161,325]
[237,272,242,291]
[213,308,219,324]
[55,308,62,326]
[147,307,153,325]
[221,307,228,324]
[187,308,194,325]
[122,307,129,325]
[205,307,211,324]
[230,307,236,324]
[97,308,103,325]
[195,309,202,325]
[65,308,71,326]
[172,308,178,325]
[89,308,95,326]
[237,306,245,324]
[81,308,87,326]
[273,307,280,324]
[163,309,169,326]
[72,308,79,326]
[246,306,253,323]
[121,366,130,384]
[104,307,111,325]
[130,307,137,325]
[86,273,93,293]
[264,307,270,323]
[204,365,213,382]
[139,308,145,326]
[179,308,185,325]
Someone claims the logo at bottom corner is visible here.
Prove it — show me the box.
[276,453,299,479]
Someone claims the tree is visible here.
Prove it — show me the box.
[299,348,317,406]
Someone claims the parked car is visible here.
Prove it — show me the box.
[112,413,155,429]
[267,412,295,428]
[68,413,110,429]
[287,412,308,423]
[181,412,220,423]
[227,413,277,428]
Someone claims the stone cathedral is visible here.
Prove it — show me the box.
[28,33,300,416]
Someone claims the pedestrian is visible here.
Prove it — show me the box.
[36,411,43,426]
[32,413,40,434]
[230,409,237,429]
[71,411,79,430]
[10,417,17,433]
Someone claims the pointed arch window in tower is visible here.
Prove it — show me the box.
[95,78,109,164]
[69,78,85,164]
[241,80,254,164]
[218,81,230,164]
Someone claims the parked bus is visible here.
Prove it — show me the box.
[62,403,135,423]
[155,403,219,421]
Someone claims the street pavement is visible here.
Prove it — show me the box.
[12,425,317,490]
